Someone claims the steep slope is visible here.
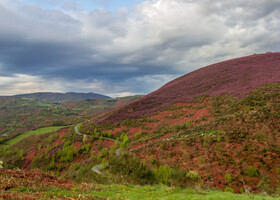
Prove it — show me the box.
[13,92,110,102]
[100,52,280,123]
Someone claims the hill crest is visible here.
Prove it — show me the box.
[99,52,280,123]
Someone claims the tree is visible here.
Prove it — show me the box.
[83,134,88,143]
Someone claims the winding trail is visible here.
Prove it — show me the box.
[74,125,82,136]
[74,125,121,175]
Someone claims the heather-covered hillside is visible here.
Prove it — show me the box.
[100,53,280,123]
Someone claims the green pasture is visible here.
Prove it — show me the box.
[4,126,66,147]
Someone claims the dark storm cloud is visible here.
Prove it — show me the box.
[0,0,280,96]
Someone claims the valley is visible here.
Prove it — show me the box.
[0,53,280,199]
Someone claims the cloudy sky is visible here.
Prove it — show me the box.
[0,0,279,97]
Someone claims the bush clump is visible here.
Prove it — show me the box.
[154,164,172,185]
[186,170,200,182]
[79,144,91,154]
[246,166,259,177]
[120,133,130,149]
[59,145,77,162]
[134,132,142,140]
[225,173,232,183]
[108,153,156,185]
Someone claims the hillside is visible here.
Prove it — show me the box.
[100,52,280,123]
[0,53,279,196]
[13,92,110,102]
[0,95,141,144]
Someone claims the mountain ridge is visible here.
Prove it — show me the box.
[10,92,110,102]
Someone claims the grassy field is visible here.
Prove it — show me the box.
[86,184,280,200]
[4,126,66,146]
[8,184,280,200]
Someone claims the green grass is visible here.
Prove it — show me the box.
[22,102,52,107]
[87,184,279,200]
[21,97,34,101]
[24,184,280,200]
[4,126,66,146]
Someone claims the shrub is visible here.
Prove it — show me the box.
[217,135,221,142]
[185,120,191,128]
[48,136,54,143]
[246,165,259,177]
[154,164,171,185]
[186,170,200,182]
[120,134,130,149]
[48,156,56,170]
[63,140,71,148]
[225,173,232,183]
[74,163,80,170]
[108,153,156,185]
[203,140,206,147]
[97,148,109,160]
[98,140,103,150]
[103,131,112,138]
[82,134,88,143]
[134,132,142,140]
[149,156,154,165]
[79,143,91,154]
[59,145,77,162]
[224,186,234,193]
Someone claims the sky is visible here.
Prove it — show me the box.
[0,0,279,97]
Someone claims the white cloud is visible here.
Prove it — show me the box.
[0,0,279,96]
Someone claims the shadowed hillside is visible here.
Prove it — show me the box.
[100,52,280,123]
[12,92,110,102]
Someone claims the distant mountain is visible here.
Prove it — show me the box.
[13,92,110,102]
[14,92,111,102]
[99,52,280,123]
